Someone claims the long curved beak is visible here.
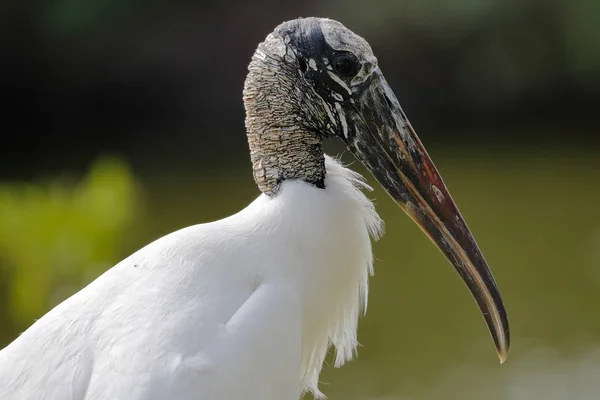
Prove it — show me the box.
[346,69,510,362]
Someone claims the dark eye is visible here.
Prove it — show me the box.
[332,53,359,77]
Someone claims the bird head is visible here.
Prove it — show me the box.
[244,17,510,362]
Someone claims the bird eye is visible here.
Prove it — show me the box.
[332,53,359,77]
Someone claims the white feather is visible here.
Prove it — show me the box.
[0,155,383,399]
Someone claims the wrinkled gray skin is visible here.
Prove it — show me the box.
[243,17,378,195]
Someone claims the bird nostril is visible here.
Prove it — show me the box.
[384,94,394,109]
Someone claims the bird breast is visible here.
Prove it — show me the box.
[254,155,383,396]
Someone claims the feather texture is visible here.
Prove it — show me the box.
[0,156,383,400]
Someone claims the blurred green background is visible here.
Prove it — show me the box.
[1,0,600,399]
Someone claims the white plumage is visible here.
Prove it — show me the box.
[0,157,382,399]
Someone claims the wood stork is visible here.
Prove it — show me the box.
[0,17,509,400]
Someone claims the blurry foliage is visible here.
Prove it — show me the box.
[564,0,600,77]
[44,0,143,33]
[3,0,597,171]
[325,0,599,103]
[0,157,140,342]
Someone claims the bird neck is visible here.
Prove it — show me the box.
[243,48,326,196]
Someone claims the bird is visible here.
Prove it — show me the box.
[0,17,509,400]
